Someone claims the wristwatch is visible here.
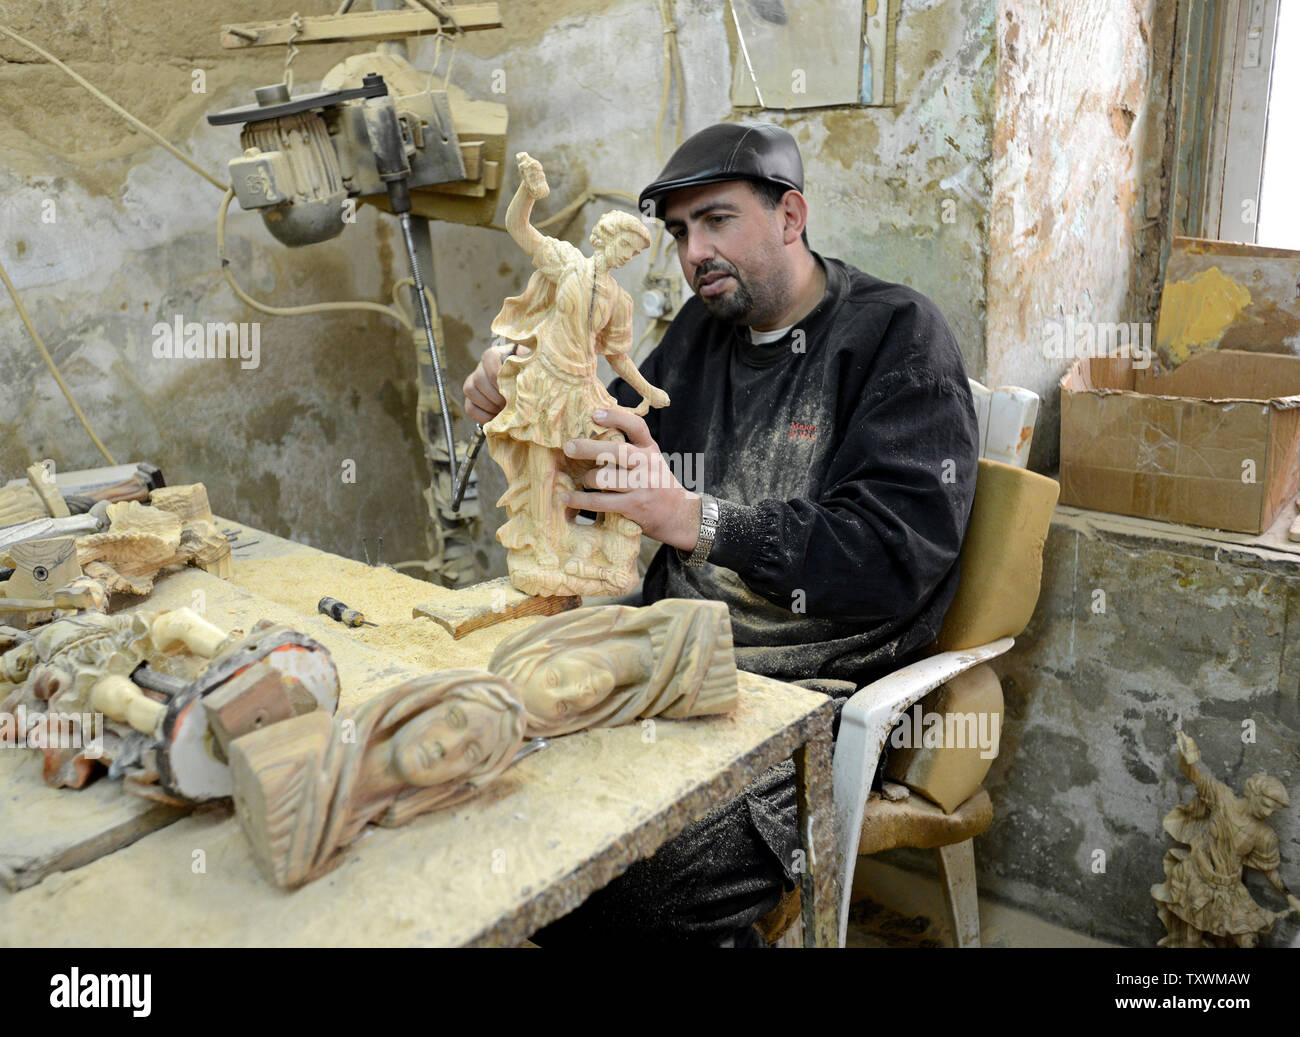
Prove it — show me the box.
[678,494,719,567]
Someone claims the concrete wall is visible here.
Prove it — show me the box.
[984,509,1300,947]
[0,2,436,564]
[986,0,1177,471]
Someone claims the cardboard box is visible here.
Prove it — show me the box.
[1059,350,1300,533]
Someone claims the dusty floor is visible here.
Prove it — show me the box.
[847,857,1116,948]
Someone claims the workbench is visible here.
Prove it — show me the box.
[0,522,838,947]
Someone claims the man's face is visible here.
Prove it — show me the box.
[662,181,792,327]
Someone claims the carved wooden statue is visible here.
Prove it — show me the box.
[1151,731,1300,947]
[488,598,739,737]
[228,670,526,887]
[485,151,670,597]
[0,607,237,786]
[75,485,232,596]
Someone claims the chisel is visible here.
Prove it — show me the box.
[317,596,378,628]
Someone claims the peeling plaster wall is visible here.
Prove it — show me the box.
[0,1,432,563]
[987,0,1176,471]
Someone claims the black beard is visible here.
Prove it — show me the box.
[694,259,785,326]
[699,277,756,323]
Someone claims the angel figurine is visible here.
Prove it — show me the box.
[484,151,670,597]
[1151,731,1300,947]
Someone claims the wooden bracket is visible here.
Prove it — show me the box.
[221,5,502,49]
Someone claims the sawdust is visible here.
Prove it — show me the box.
[230,554,538,673]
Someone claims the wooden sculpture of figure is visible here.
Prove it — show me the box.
[1151,731,1300,947]
[228,670,526,887]
[0,607,235,787]
[485,151,670,597]
[488,598,738,737]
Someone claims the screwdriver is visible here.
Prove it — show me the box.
[318,596,378,628]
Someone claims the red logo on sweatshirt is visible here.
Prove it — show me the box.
[789,421,818,440]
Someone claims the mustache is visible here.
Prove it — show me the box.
[694,259,741,290]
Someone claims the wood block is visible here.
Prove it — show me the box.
[412,576,580,640]
[1289,512,1300,542]
[150,484,214,523]
[202,662,302,760]
[3,537,80,601]
[25,463,69,519]
[0,482,48,527]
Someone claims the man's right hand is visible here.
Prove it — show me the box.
[463,339,529,425]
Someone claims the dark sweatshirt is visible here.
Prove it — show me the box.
[608,253,979,688]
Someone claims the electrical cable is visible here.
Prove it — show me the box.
[0,254,117,465]
[217,190,415,330]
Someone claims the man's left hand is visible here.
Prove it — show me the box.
[562,408,701,552]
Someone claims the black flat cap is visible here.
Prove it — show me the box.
[639,122,804,219]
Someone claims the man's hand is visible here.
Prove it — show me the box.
[562,408,702,551]
[463,339,531,425]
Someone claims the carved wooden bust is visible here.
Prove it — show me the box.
[488,598,739,737]
[228,669,526,887]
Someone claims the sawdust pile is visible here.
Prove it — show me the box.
[231,555,536,673]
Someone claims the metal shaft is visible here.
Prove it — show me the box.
[451,424,485,511]
[400,212,459,477]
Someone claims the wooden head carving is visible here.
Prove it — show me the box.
[228,669,526,887]
[488,599,739,738]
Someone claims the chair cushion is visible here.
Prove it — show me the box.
[858,787,994,856]
[883,662,1003,812]
[936,459,1059,651]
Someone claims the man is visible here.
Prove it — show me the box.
[463,122,979,945]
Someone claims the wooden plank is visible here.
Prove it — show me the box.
[222,6,502,49]
[412,576,580,639]
[0,750,188,893]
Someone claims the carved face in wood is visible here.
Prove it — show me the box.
[523,648,618,723]
[590,212,651,269]
[392,696,506,787]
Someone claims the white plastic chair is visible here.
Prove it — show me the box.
[830,382,1057,947]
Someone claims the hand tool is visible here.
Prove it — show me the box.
[452,341,520,511]
[318,596,378,627]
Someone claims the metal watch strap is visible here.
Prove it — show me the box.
[678,494,719,567]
